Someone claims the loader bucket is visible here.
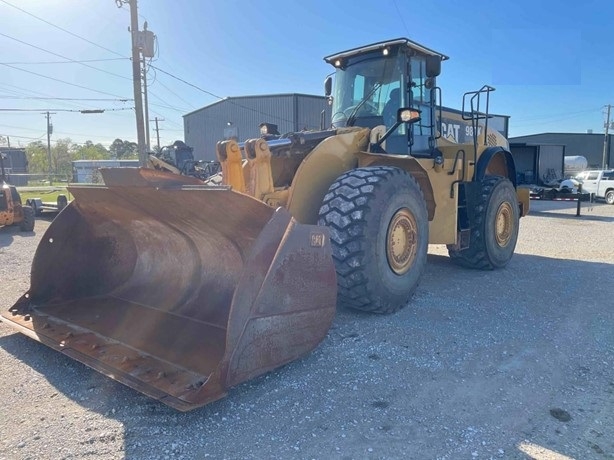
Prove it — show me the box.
[1,168,337,411]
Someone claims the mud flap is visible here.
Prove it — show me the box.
[1,168,337,411]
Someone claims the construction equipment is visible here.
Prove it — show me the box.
[148,140,221,180]
[0,152,35,232]
[1,38,528,411]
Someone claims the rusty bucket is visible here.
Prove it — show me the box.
[1,168,336,411]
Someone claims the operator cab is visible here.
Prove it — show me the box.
[324,38,448,157]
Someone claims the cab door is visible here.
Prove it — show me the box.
[580,171,600,195]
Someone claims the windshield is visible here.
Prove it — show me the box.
[331,52,405,128]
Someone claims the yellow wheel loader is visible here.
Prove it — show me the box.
[0,182,35,232]
[1,38,529,411]
[0,153,35,232]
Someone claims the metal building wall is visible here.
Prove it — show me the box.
[537,144,565,184]
[0,148,28,186]
[510,145,537,184]
[184,94,331,161]
[296,96,330,132]
[510,133,613,169]
[510,143,565,185]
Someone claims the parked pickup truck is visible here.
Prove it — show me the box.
[575,170,614,204]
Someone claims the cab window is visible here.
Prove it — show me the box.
[409,56,433,152]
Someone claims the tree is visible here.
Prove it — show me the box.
[74,141,110,161]
[25,141,48,174]
[52,138,73,176]
[26,138,108,178]
[109,138,138,159]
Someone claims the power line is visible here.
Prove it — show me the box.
[0,123,46,133]
[0,58,130,65]
[0,133,45,141]
[148,108,182,128]
[149,64,223,100]
[0,107,133,113]
[148,67,197,109]
[0,85,135,122]
[149,64,297,125]
[0,96,131,102]
[0,82,105,111]
[0,63,130,99]
[512,110,601,127]
[147,96,189,113]
[0,32,131,80]
[392,0,410,36]
[513,107,601,124]
[0,122,134,142]
[0,0,129,59]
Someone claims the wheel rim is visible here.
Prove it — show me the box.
[495,202,513,247]
[386,208,418,275]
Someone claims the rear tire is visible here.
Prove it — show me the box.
[448,176,519,269]
[318,166,428,314]
[19,205,35,232]
[57,194,68,211]
[27,199,42,217]
[605,190,614,205]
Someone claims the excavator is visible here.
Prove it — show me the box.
[147,140,221,180]
[1,38,529,411]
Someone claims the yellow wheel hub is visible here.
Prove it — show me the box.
[495,202,513,247]
[386,208,418,275]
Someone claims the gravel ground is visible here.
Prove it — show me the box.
[1,200,613,460]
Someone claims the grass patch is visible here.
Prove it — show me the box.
[18,188,73,204]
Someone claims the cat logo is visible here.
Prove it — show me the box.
[441,122,461,143]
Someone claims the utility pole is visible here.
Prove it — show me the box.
[142,59,150,151]
[151,117,164,150]
[142,21,151,151]
[119,0,147,166]
[44,111,56,182]
[603,104,611,170]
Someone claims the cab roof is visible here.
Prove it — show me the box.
[324,38,449,64]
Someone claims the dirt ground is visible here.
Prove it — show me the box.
[1,200,613,460]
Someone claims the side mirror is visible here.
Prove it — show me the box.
[324,76,332,97]
[397,108,421,124]
[426,55,441,78]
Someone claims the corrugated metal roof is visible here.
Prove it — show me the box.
[183,93,327,117]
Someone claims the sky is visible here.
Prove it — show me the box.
[0,0,613,150]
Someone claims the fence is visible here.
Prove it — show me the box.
[4,173,72,187]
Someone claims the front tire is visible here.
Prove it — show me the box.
[448,176,519,269]
[318,166,428,314]
[605,190,614,205]
[19,205,35,232]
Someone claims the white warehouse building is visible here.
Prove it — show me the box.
[72,159,139,183]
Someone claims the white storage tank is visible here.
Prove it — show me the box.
[564,155,588,177]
